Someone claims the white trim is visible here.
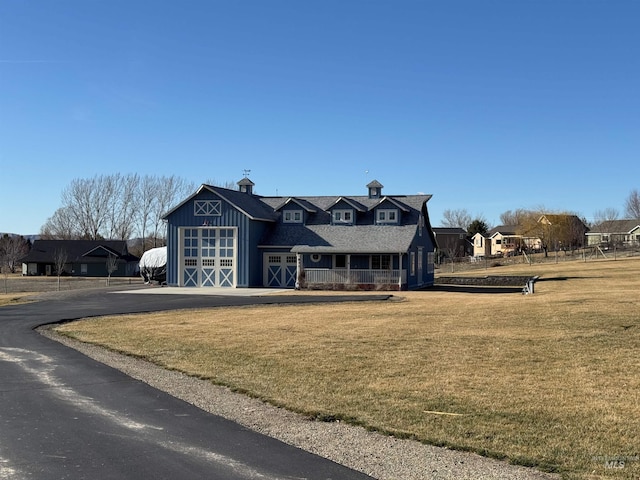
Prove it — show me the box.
[333,209,353,224]
[376,208,398,224]
[283,210,303,223]
[178,226,237,287]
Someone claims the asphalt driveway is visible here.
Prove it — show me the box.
[0,288,388,480]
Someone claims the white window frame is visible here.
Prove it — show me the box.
[283,210,303,223]
[333,209,353,224]
[376,208,398,224]
[410,252,416,276]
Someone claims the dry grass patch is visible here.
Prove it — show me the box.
[0,293,33,306]
[55,258,640,479]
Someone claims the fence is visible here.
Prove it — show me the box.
[303,268,406,287]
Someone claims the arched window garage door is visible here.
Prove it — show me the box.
[180,227,236,287]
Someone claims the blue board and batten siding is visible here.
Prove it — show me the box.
[164,190,267,287]
[164,181,438,290]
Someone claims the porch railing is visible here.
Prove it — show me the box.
[303,268,406,286]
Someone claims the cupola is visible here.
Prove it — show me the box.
[367,180,383,199]
[237,177,255,195]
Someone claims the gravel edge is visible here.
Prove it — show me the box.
[39,327,560,480]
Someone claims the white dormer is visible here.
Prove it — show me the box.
[326,197,367,225]
[274,197,317,225]
[370,197,409,225]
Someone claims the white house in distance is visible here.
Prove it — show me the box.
[586,219,640,247]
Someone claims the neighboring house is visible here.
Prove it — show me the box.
[472,225,521,257]
[162,179,437,290]
[471,225,542,257]
[537,214,590,250]
[21,240,139,277]
[471,232,491,257]
[586,219,640,247]
[433,227,470,261]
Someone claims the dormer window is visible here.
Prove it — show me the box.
[376,208,398,224]
[283,210,303,223]
[333,209,353,224]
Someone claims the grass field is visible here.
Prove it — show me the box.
[54,257,640,479]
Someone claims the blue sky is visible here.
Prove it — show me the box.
[1,1,639,234]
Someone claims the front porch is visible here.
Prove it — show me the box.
[300,268,407,290]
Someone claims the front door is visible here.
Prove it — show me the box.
[181,227,236,287]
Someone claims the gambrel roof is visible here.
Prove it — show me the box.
[164,180,436,255]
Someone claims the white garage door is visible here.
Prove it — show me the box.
[181,227,236,287]
[264,254,297,288]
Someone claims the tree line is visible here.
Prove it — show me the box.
[40,174,197,255]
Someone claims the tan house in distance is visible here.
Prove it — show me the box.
[472,225,542,258]
[472,214,589,258]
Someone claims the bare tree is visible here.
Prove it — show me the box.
[40,206,79,239]
[106,173,139,240]
[0,234,29,273]
[42,174,200,247]
[106,254,119,286]
[500,209,529,227]
[441,209,472,230]
[593,208,620,248]
[625,189,640,220]
[61,176,113,239]
[53,248,68,291]
[136,175,158,253]
[441,235,464,272]
[150,175,196,247]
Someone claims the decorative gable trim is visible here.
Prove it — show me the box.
[194,200,222,216]
[274,197,317,213]
[325,197,367,212]
[83,245,122,258]
[368,196,410,212]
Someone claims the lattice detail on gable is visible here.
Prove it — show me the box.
[194,200,222,216]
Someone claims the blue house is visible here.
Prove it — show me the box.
[162,179,437,290]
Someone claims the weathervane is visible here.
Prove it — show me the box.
[242,169,251,178]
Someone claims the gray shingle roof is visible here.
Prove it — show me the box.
[165,182,434,253]
[265,224,420,253]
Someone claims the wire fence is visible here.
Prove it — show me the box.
[1,275,141,295]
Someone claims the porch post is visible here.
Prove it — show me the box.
[347,254,351,284]
[398,252,402,289]
[295,253,302,289]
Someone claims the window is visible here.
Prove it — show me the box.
[333,209,353,224]
[410,252,416,276]
[371,254,391,270]
[335,254,346,268]
[427,252,435,273]
[283,210,303,223]
[376,209,398,224]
